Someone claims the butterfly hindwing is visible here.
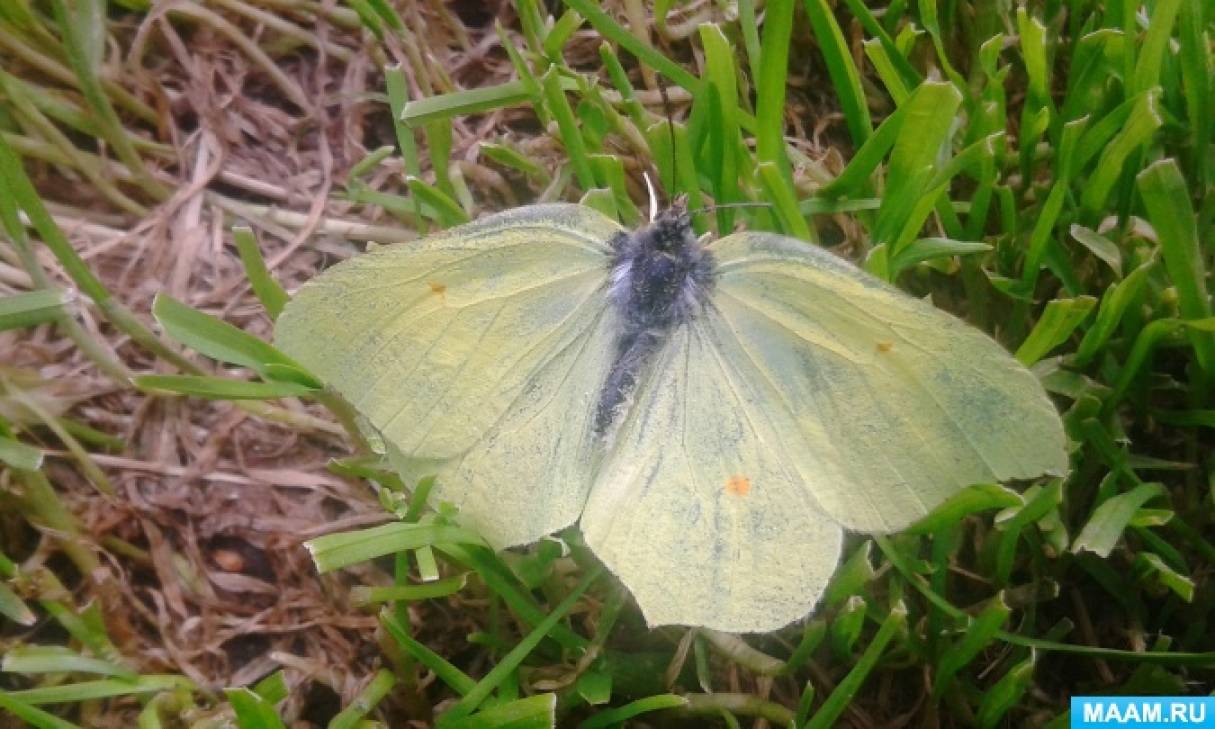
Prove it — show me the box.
[583,318,845,632]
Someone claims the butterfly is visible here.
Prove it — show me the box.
[275,201,1068,632]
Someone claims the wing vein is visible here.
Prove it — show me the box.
[727,269,1030,390]
[718,283,1004,481]
[357,269,603,422]
[395,280,610,453]
[385,297,510,445]
[691,316,821,516]
[703,301,855,521]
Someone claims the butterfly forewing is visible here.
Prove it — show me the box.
[583,318,845,632]
[277,204,624,546]
[707,231,1069,533]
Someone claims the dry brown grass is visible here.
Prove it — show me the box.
[2,2,519,723]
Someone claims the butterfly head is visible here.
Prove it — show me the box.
[607,195,714,327]
[639,196,695,255]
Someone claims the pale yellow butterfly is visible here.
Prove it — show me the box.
[275,202,1067,632]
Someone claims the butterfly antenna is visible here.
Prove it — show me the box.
[658,76,677,207]
[700,201,776,213]
[642,171,659,221]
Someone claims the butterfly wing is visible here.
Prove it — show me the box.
[581,318,845,632]
[704,231,1069,534]
[582,231,1066,630]
[276,204,622,546]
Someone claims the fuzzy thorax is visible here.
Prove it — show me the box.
[594,203,716,437]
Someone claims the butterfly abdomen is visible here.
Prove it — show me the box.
[595,205,714,437]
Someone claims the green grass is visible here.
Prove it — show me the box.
[1,0,1213,727]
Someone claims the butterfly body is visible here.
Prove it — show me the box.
[276,202,1068,632]
[597,203,713,436]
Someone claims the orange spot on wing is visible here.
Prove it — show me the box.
[876,340,894,353]
[725,475,751,496]
[428,281,447,296]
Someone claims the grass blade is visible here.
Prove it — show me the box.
[350,574,467,607]
[443,694,556,729]
[805,602,907,728]
[754,0,795,174]
[0,289,71,331]
[4,675,193,705]
[836,0,920,88]
[1081,89,1162,215]
[224,687,286,729]
[0,693,81,729]
[1131,0,1182,94]
[381,610,477,694]
[1137,159,1215,374]
[803,0,871,145]
[0,580,36,626]
[932,593,1011,697]
[306,522,485,573]
[406,176,469,226]
[1071,259,1155,367]
[442,567,600,720]
[401,80,537,127]
[1177,0,1209,185]
[976,653,1036,728]
[2,646,133,678]
[327,670,397,729]
[1072,483,1167,558]
[541,68,596,192]
[699,23,741,231]
[1014,296,1097,366]
[578,694,688,729]
[560,0,698,91]
[889,238,991,278]
[872,81,961,259]
[232,226,288,320]
[133,375,316,401]
[151,294,317,385]
[906,484,1024,535]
